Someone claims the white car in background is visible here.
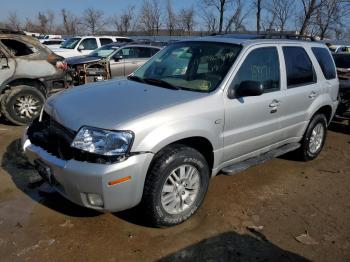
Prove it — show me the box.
[52,36,133,58]
[41,39,65,50]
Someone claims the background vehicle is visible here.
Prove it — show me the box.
[0,29,67,125]
[67,43,161,85]
[329,45,350,53]
[41,39,65,50]
[23,37,338,227]
[53,36,133,58]
[333,53,350,123]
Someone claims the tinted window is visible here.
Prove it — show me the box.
[80,38,97,50]
[1,39,36,56]
[311,47,336,80]
[117,38,133,43]
[100,38,113,46]
[333,54,350,68]
[283,47,316,87]
[232,47,280,93]
[150,48,160,56]
[138,47,153,58]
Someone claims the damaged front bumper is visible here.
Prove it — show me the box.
[22,130,154,212]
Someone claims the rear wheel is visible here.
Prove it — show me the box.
[0,85,45,125]
[297,114,328,161]
[141,144,210,227]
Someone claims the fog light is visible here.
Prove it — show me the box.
[87,193,104,207]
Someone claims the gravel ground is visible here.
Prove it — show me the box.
[0,120,349,262]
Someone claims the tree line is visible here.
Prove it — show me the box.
[1,0,350,40]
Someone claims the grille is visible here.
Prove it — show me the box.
[27,112,75,160]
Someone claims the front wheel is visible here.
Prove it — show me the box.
[141,144,210,227]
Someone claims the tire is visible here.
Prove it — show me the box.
[297,114,328,161]
[0,85,45,126]
[141,144,210,227]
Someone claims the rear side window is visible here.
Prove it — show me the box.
[232,47,280,93]
[333,54,350,68]
[100,38,113,46]
[311,47,336,80]
[1,39,36,56]
[283,46,316,87]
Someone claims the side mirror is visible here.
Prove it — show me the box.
[78,45,85,51]
[113,55,123,62]
[229,81,264,99]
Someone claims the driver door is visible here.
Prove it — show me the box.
[223,45,285,163]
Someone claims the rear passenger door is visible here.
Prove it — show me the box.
[279,45,321,140]
[223,45,285,162]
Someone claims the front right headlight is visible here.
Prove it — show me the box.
[71,126,133,156]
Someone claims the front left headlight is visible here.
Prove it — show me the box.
[71,126,133,156]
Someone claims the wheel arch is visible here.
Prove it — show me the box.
[1,78,47,97]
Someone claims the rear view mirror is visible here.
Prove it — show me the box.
[229,81,264,99]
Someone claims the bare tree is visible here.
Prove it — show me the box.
[225,0,248,32]
[166,0,177,36]
[313,0,349,39]
[299,0,322,35]
[82,8,106,35]
[46,10,55,33]
[200,9,218,33]
[178,7,195,35]
[255,0,263,33]
[267,0,294,31]
[6,12,22,31]
[61,9,83,35]
[139,0,162,35]
[37,12,49,33]
[203,0,232,34]
[113,6,136,35]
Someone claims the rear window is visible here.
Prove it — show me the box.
[283,46,316,87]
[100,38,113,46]
[311,47,336,80]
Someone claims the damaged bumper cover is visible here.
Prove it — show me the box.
[22,130,154,212]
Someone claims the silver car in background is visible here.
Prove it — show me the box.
[23,36,339,227]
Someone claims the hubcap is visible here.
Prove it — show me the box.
[309,123,324,154]
[161,164,200,215]
[14,95,41,119]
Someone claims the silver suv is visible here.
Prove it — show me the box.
[22,36,339,227]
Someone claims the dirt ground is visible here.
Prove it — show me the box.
[0,119,349,262]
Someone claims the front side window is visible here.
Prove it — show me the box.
[311,47,336,80]
[132,42,242,92]
[61,38,81,49]
[116,47,139,59]
[332,54,350,69]
[232,47,280,93]
[80,38,98,50]
[1,39,36,57]
[89,45,118,58]
[283,46,316,87]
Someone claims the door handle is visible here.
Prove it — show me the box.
[309,91,317,99]
[269,99,280,108]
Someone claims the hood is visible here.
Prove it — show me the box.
[66,55,102,66]
[45,78,205,131]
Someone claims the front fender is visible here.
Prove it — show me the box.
[132,118,222,154]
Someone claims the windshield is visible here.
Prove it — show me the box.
[89,45,120,58]
[132,42,242,92]
[61,38,81,49]
[333,54,350,68]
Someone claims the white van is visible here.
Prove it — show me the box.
[52,36,133,58]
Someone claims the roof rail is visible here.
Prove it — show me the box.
[259,32,316,41]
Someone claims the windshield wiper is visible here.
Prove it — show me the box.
[143,78,180,90]
[127,75,146,83]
